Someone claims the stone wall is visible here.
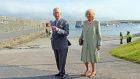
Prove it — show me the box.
[0,31,45,48]
[0,16,47,48]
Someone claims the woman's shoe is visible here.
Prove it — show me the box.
[88,72,96,78]
[81,71,91,76]
[85,71,91,77]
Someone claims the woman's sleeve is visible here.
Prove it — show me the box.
[97,21,102,46]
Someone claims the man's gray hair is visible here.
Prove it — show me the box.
[53,7,61,13]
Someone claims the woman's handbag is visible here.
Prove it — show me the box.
[79,39,83,45]
[67,40,71,46]
[79,30,83,45]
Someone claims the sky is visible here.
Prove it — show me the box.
[0,0,140,20]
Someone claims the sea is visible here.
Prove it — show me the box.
[69,22,140,38]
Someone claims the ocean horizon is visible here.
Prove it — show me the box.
[69,22,140,38]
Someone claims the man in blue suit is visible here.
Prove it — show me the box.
[51,8,69,78]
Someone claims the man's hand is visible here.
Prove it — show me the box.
[52,26,59,31]
[46,21,51,27]
[97,46,101,51]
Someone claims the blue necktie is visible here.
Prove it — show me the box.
[55,20,58,26]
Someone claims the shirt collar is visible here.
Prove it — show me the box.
[55,18,61,22]
[87,20,94,25]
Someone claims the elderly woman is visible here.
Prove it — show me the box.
[79,9,102,78]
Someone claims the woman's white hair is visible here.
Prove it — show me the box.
[85,9,95,17]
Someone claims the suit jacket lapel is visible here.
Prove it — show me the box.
[52,18,63,28]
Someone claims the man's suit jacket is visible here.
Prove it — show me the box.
[51,18,69,49]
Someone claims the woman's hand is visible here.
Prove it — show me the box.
[97,46,101,51]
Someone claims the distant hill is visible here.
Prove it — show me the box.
[0,16,42,33]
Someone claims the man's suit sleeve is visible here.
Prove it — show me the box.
[57,21,69,36]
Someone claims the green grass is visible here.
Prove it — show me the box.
[111,38,140,64]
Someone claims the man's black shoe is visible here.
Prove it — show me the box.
[60,74,66,79]
[55,73,61,76]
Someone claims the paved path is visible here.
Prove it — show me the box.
[0,38,139,79]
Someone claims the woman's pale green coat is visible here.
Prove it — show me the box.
[79,20,102,63]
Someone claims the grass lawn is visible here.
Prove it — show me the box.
[111,38,140,64]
